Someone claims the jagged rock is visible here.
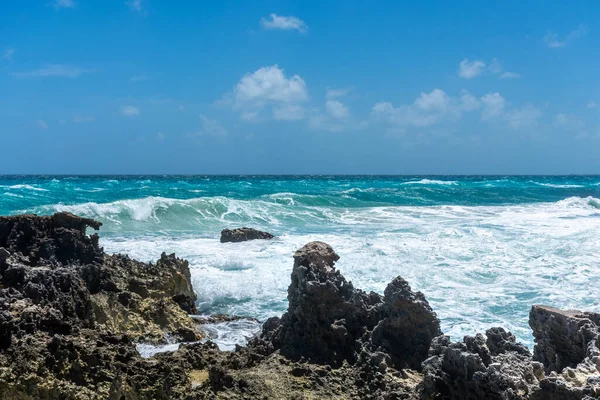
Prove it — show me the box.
[0,212,103,266]
[530,305,600,373]
[0,213,206,399]
[220,227,274,243]
[421,329,543,400]
[256,241,441,370]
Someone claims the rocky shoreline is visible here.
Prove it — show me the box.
[1,213,599,399]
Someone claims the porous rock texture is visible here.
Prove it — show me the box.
[0,212,204,399]
[257,241,442,371]
[3,213,600,399]
[220,227,274,243]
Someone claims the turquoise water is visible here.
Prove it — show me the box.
[2,175,600,348]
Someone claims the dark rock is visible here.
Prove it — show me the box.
[421,332,543,400]
[530,305,599,372]
[220,227,274,243]
[255,241,441,370]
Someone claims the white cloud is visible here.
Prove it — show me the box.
[325,100,350,119]
[588,101,599,109]
[326,88,350,99]
[480,92,506,120]
[480,93,541,130]
[459,59,486,79]
[261,14,307,34]
[544,25,588,48]
[4,49,14,62]
[232,65,308,121]
[37,120,49,129]
[126,0,145,13]
[273,104,305,121]
[121,106,140,117]
[461,57,520,80]
[156,132,165,142]
[73,114,94,123]
[53,0,75,8]
[13,64,93,78]
[372,89,479,128]
[500,72,520,79]
[506,105,542,130]
[460,90,480,111]
[198,115,228,136]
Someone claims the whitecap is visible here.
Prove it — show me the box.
[402,179,458,186]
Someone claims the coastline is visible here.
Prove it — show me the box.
[1,212,599,399]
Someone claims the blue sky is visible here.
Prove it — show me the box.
[1,0,599,174]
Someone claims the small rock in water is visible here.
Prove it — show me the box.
[220,227,275,243]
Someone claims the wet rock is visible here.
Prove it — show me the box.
[256,241,441,370]
[220,227,274,243]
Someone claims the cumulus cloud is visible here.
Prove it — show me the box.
[156,132,165,142]
[459,59,486,79]
[121,106,140,117]
[460,57,519,79]
[587,101,599,110]
[261,14,307,33]
[53,0,75,8]
[325,100,350,119]
[372,89,479,128]
[37,120,49,129]
[545,25,588,48]
[500,72,520,79]
[326,88,350,99]
[480,93,506,120]
[13,64,93,78]
[273,104,305,121]
[4,49,14,62]
[480,93,541,130]
[231,65,308,121]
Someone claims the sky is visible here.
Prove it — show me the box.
[1,0,599,174]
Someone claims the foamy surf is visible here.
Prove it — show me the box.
[3,176,600,349]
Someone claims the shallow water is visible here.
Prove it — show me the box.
[2,175,600,348]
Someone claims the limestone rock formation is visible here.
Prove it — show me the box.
[220,227,274,243]
[257,241,442,370]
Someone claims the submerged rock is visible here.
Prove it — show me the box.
[220,227,274,243]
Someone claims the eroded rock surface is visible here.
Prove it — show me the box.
[256,241,442,371]
[3,214,600,400]
[220,227,274,243]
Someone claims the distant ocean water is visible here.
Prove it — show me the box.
[2,175,600,349]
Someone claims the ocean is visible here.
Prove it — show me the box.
[1,175,599,349]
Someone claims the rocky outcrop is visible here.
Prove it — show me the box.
[220,227,274,243]
[0,213,206,399]
[256,241,441,370]
[4,213,600,400]
[530,305,600,373]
